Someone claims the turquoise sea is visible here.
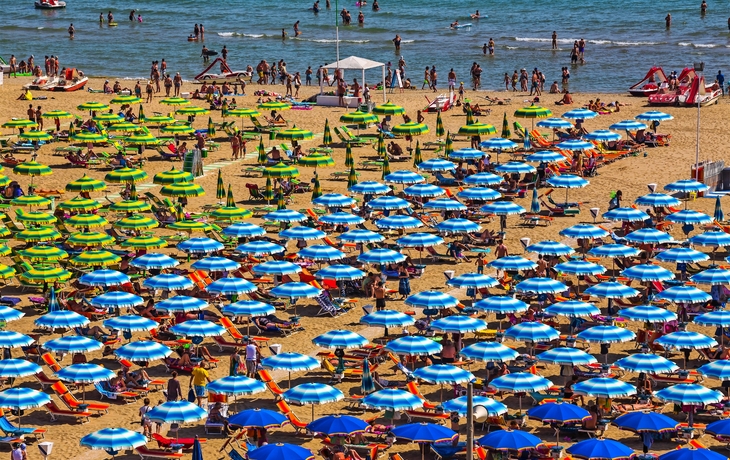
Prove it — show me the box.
[3,0,730,92]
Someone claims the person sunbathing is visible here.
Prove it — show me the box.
[254,316,294,331]
[268,146,282,162]
[373,371,405,388]
[208,402,232,434]
[555,91,573,105]
[79,325,111,340]
[165,349,193,368]
[124,367,151,388]
[387,142,404,157]
[269,110,286,123]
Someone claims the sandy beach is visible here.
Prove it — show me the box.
[0,77,728,460]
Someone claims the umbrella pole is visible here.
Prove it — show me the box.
[288,371,292,389]
[311,404,315,422]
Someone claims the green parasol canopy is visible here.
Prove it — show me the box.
[106,122,142,133]
[345,145,354,168]
[0,265,15,279]
[144,115,176,125]
[257,101,291,111]
[276,125,314,141]
[66,231,115,247]
[413,141,423,167]
[16,226,62,242]
[114,215,159,231]
[160,97,191,106]
[109,200,151,213]
[339,111,378,125]
[175,106,210,115]
[11,195,51,208]
[501,112,511,138]
[70,132,108,143]
[392,122,429,136]
[161,124,194,135]
[65,174,107,193]
[77,102,110,112]
[210,207,253,222]
[57,197,102,212]
[93,113,124,124]
[20,266,72,284]
[216,170,225,202]
[110,95,142,105]
[2,119,37,129]
[458,122,497,136]
[264,162,299,178]
[19,245,69,262]
[381,155,391,180]
[15,210,56,226]
[42,110,74,120]
[105,167,148,184]
[125,133,160,145]
[70,250,121,267]
[153,168,194,185]
[435,111,445,138]
[160,181,205,198]
[65,213,109,229]
[19,131,53,141]
[514,104,553,119]
[167,220,213,232]
[372,101,405,115]
[121,235,167,250]
[298,154,334,169]
[257,139,267,165]
[347,164,359,189]
[322,119,332,146]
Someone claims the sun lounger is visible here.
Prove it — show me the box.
[52,382,109,414]
[44,401,91,423]
[276,400,309,434]
[152,433,207,450]
[0,414,45,440]
[94,381,139,402]
[136,446,184,460]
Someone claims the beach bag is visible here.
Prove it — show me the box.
[187,387,196,403]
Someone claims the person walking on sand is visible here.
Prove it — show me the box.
[166,371,182,401]
[173,72,182,97]
[188,361,211,407]
[372,280,386,311]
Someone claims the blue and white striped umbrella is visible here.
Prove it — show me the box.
[206,277,257,295]
[435,218,482,234]
[654,331,717,350]
[480,137,519,151]
[253,260,302,275]
[664,179,709,193]
[397,233,444,248]
[0,331,33,349]
[423,199,467,211]
[615,353,678,374]
[527,402,591,424]
[44,336,101,353]
[130,253,180,270]
[104,315,157,332]
[690,231,730,247]
[385,336,442,356]
[698,360,730,380]
[656,286,711,303]
[515,277,567,294]
[537,118,574,129]
[554,261,606,276]
[635,193,682,207]
[431,316,487,333]
[361,389,423,411]
[170,320,226,338]
[0,388,50,410]
[488,256,537,271]
[80,428,147,453]
[56,363,115,383]
[481,201,526,215]
[312,193,356,208]
[412,365,474,384]
[191,256,241,272]
[313,330,368,349]
[666,210,713,224]
[222,222,266,238]
[621,264,674,281]
[691,268,730,285]
[447,273,498,289]
[449,148,485,161]
[584,282,639,299]
[319,212,365,225]
[262,353,320,372]
[361,310,415,328]
[457,187,502,201]
[563,108,598,120]
[403,184,446,198]
[143,273,194,291]
[621,305,677,323]
[544,301,600,318]
[91,292,144,310]
[279,226,327,241]
[0,359,41,378]
[537,347,597,366]
[416,159,456,172]
[460,342,519,362]
[79,269,130,287]
[222,300,274,317]
[573,378,636,398]
[384,170,426,185]
[526,240,574,256]
[263,209,308,223]
[270,282,321,299]
[0,306,23,323]
[375,215,423,229]
[443,395,508,417]
[177,237,225,254]
[525,150,566,163]
[35,310,89,330]
[316,265,366,280]
[349,181,391,195]
[555,139,595,151]
[147,401,208,424]
[494,162,536,174]
[655,247,710,263]
[610,120,647,131]
[115,341,172,362]
[504,322,560,342]
[655,384,722,405]
[357,248,406,265]
[583,129,621,142]
[156,296,209,313]
[695,310,730,327]
[635,111,674,122]
[299,245,345,261]
[463,172,503,186]
[602,207,650,222]
[367,196,411,210]
[625,228,673,244]
[236,240,286,256]
[588,244,640,258]
[474,296,529,313]
[559,224,609,238]
[405,291,459,309]
[489,373,552,393]
[547,175,589,189]
[338,229,384,243]
[208,376,267,396]
[578,325,636,344]
[283,383,344,405]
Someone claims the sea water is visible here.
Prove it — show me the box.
[2,0,729,92]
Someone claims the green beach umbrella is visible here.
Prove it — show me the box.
[15,210,56,226]
[377,133,386,158]
[93,113,124,124]
[67,232,115,247]
[298,154,334,170]
[19,131,53,142]
[0,227,10,238]
[138,104,146,122]
[514,104,553,130]
[161,124,194,135]
[57,197,102,212]
[160,97,190,106]
[323,119,332,146]
[77,102,110,112]
[0,246,9,257]
[372,101,405,116]
[264,162,299,178]
[11,195,51,208]
[175,106,210,116]
[381,155,390,180]
[276,126,314,142]
[71,250,121,267]
[0,176,9,188]
[106,122,142,133]
[0,166,6,174]
[13,159,50,176]
[264,177,274,203]
[208,117,216,136]
[66,213,109,229]
[436,111,445,138]
[125,133,160,145]
[168,219,213,232]
[257,139,267,165]
[345,145,354,168]
[19,245,69,262]
[211,207,253,222]
[160,181,205,198]
[109,200,151,213]
[110,95,142,105]
[174,204,185,222]
[114,215,158,231]
[277,191,286,210]
[2,119,37,130]
[121,236,167,250]
[312,175,322,200]
[347,164,359,189]
[458,122,497,136]
[70,132,108,144]
[466,106,474,125]
[445,132,454,157]
[144,115,175,125]
[257,101,291,111]
[153,168,193,185]
[105,167,148,184]
[129,182,137,201]
[216,170,225,203]
[42,110,73,120]
[16,226,61,242]
[0,265,15,279]
[227,108,261,130]
[339,111,378,125]
[501,112,511,139]
[68,122,76,136]
[21,266,71,284]
[413,141,423,167]
[226,185,235,208]
[392,122,429,136]
[65,175,107,193]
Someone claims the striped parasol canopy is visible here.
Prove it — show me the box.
[160,181,205,197]
[458,122,497,136]
[372,101,405,115]
[65,174,107,192]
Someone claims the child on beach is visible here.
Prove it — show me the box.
[139,398,152,438]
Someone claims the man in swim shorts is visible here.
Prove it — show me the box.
[552,31,557,49]
[68,24,74,38]
[392,34,401,51]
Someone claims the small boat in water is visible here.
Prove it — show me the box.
[34,0,66,9]
[194,57,251,83]
[628,67,667,97]
[48,68,87,92]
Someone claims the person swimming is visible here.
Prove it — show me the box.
[450,20,459,28]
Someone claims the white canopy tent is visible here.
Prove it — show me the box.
[321,56,387,104]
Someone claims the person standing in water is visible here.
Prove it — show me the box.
[68,23,74,38]
[194,24,199,37]
[392,34,401,52]
[99,13,104,24]
[107,11,114,23]
[665,13,671,28]
[552,31,558,49]
[701,0,707,14]
[129,10,135,21]
[294,21,301,36]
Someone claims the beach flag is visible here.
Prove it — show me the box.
[381,155,390,180]
[322,119,332,146]
[257,139,267,165]
[361,359,376,395]
[715,195,724,222]
[376,132,386,158]
[466,106,474,125]
[345,145,354,168]
[138,105,145,122]
[208,116,216,136]
[312,174,322,200]
[348,164,358,189]
[413,140,423,167]
[445,132,454,158]
[130,182,137,201]
[501,112,511,139]
[531,187,540,214]
[226,184,235,208]
[264,177,274,204]
[435,111,445,138]
[216,170,225,203]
